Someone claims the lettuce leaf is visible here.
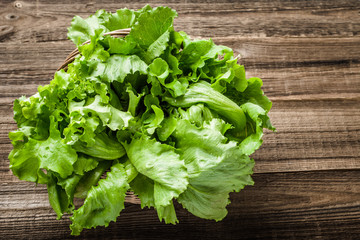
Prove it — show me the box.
[174,116,254,220]
[9,116,77,183]
[125,136,188,208]
[102,55,148,83]
[70,162,130,235]
[164,81,247,131]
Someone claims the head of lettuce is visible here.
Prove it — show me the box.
[8,5,275,235]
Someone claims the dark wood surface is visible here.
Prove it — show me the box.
[1,0,360,239]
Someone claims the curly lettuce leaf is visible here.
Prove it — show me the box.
[103,8,137,31]
[50,154,99,218]
[179,37,233,80]
[67,10,111,46]
[129,6,176,49]
[174,117,254,220]
[130,172,155,208]
[47,171,73,220]
[103,55,148,83]
[239,102,275,155]
[130,172,179,224]
[68,95,132,132]
[125,136,188,208]
[157,201,178,224]
[9,116,77,183]
[226,77,272,113]
[70,162,130,235]
[74,161,112,199]
[105,36,137,55]
[149,58,188,97]
[67,8,138,47]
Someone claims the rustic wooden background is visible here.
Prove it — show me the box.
[1,0,360,239]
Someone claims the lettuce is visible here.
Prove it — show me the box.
[8,5,274,235]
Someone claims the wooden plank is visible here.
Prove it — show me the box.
[0,37,359,103]
[0,0,359,44]
[218,37,360,67]
[1,170,360,239]
[1,100,359,173]
[253,100,360,173]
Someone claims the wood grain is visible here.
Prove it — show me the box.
[1,0,359,239]
[0,0,359,43]
[2,170,360,239]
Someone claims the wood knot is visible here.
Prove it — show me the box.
[14,1,22,8]
[6,14,19,20]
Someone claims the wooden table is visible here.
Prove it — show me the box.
[1,0,359,239]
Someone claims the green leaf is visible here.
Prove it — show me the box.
[125,136,188,208]
[180,39,214,65]
[149,58,170,82]
[130,173,155,208]
[130,172,179,224]
[70,162,130,235]
[211,68,235,93]
[12,93,52,141]
[67,10,110,46]
[227,59,248,92]
[179,104,214,127]
[180,38,233,80]
[130,173,179,224]
[68,95,132,131]
[178,185,231,221]
[73,132,126,160]
[73,154,100,175]
[103,55,148,83]
[149,58,187,97]
[156,116,177,142]
[63,111,100,146]
[126,86,145,116]
[47,172,72,220]
[142,30,171,62]
[9,116,77,182]
[105,36,137,55]
[238,102,274,155]
[164,81,246,131]
[74,161,112,199]
[103,8,137,31]
[226,77,272,113]
[146,105,164,135]
[140,95,164,135]
[244,77,273,113]
[123,159,138,182]
[165,48,183,76]
[78,29,110,62]
[174,118,254,220]
[56,173,82,213]
[129,6,177,49]
[157,201,178,224]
